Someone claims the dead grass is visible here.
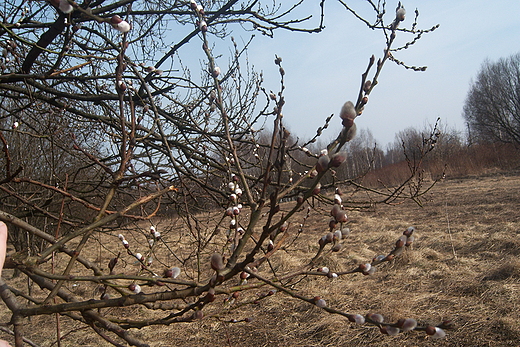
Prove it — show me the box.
[1,172,520,346]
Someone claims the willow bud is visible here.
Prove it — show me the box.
[318,267,329,273]
[403,226,415,237]
[330,204,341,218]
[366,313,384,324]
[116,80,126,91]
[111,15,131,33]
[396,235,407,248]
[345,122,357,141]
[339,101,356,121]
[399,318,417,331]
[329,152,347,167]
[167,267,181,279]
[363,80,372,92]
[199,20,208,32]
[426,326,446,339]
[386,326,400,336]
[211,66,220,78]
[59,0,73,13]
[312,183,321,195]
[313,296,327,308]
[206,287,216,302]
[210,253,225,272]
[128,284,141,294]
[358,263,372,274]
[348,314,365,324]
[192,310,204,320]
[316,155,330,173]
[396,7,406,21]
[334,210,348,223]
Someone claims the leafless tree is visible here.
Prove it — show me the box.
[463,52,520,146]
[0,1,447,346]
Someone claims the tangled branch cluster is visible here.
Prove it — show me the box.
[0,1,445,346]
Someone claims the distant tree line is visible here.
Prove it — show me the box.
[297,117,519,189]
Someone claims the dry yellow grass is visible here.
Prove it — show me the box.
[1,172,520,346]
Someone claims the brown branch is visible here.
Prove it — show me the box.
[21,15,66,73]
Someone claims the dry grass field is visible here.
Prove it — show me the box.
[1,172,520,346]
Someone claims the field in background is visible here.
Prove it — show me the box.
[1,172,519,346]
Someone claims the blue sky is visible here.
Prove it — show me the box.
[240,0,520,148]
